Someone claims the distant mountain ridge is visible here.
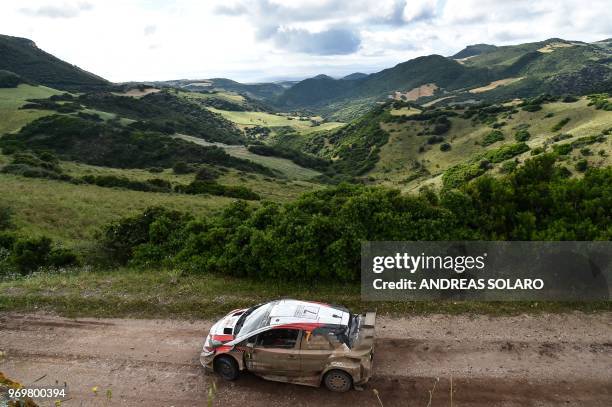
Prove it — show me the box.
[2,33,610,122]
[271,38,612,119]
[0,34,108,91]
[452,43,498,59]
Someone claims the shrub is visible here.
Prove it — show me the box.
[80,175,172,193]
[514,129,530,142]
[427,135,444,144]
[99,207,191,265]
[177,181,260,200]
[551,117,571,132]
[500,160,518,173]
[440,143,451,152]
[195,167,221,181]
[553,144,573,155]
[481,130,504,146]
[172,161,195,174]
[522,104,542,112]
[98,160,612,282]
[12,236,52,273]
[0,207,12,231]
[575,159,588,172]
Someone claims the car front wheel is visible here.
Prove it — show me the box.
[324,370,353,392]
[213,355,239,381]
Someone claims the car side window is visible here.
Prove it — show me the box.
[301,331,333,350]
[256,329,299,349]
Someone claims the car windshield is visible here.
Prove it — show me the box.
[234,302,275,336]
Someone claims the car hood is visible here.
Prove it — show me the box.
[208,308,247,341]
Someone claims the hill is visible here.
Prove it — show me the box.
[452,44,498,59]
[271,38,612,120]
[341,72,368,80]
[310,95,611,189]
[154,77,286,100]
[0,34,109,91]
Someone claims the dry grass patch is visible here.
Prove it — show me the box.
[469,77,524,93]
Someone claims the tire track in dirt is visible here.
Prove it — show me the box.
[1,312,610,406]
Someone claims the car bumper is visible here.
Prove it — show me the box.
[200,352,214,372]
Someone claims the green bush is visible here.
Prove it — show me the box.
[99,157,612,281]
[172,161,195,174]
[195,166,220,181]
[11,236,51,273]
[551,117,571,132]
[553,144,573,155]
[500,160,518,173]
[10,236,79,274]
[440,142,451,152]
[481,130,504,146]
[176,181,260,200]
[80,175,172,193]
[575,159,588,172]
[0,207,12,231]
[514,129,531,142]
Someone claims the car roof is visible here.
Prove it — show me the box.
[266,299,350,328]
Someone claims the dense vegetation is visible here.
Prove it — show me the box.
[0,70,23,88]
[77,90,244,144]
[0,115,274,175]
[443,143,530,188]
[96,154,611,282]
[247,144,331,171]
[302,105,391,176]
[0,150,261,201]
[0,206,78,275]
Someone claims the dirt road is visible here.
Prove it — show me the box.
[1,312,611,406]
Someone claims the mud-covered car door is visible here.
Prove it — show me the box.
[245,328,302,375]
[299,330,335,377]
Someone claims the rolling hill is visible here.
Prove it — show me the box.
[272,38,612,120]
[0,34,109,91]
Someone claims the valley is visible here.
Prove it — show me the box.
[0,32,610,309]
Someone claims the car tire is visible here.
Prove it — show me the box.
[323,370,353,392]
[213,356,239,381]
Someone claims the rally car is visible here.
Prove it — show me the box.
[200,299,376,392]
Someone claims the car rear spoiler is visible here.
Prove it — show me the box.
[363,311,376,328]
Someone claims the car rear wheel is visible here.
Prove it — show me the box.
[324,370,352,392]
[213,356,239,381]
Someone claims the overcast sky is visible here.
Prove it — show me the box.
[1,0,610,83]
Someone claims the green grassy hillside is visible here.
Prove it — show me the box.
[272,38,611,120]
[367,96,612,191]
[0,34,108,91]
[0,84,62,134]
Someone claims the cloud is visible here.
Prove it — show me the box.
[19,1,93,19]
[274,27,361,55]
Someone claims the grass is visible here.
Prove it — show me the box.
[181,90,246,104]
[177,134,322,180]
[469,77,524,93]
[368,97,612,191]
[0,84,62,134]
[0,268,609,319]
[0,172,235,248]
[206,107,344,134]
[390,107,421,116]
[61,157,320,202]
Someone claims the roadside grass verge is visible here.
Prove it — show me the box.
[0,268,609,319]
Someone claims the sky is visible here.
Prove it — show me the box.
[1,0,611,83]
